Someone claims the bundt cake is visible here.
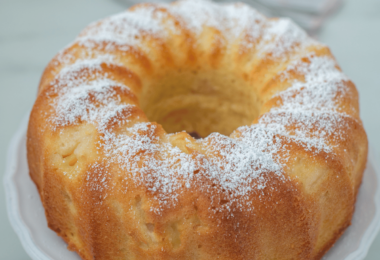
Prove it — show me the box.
[27,0,368,259]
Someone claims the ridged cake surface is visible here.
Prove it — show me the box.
[27,0,368,259]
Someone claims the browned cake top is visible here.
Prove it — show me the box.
[42,0,358,214]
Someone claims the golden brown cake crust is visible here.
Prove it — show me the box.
[27,1,368,259]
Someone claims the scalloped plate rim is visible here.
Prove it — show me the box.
[4,114,380,260]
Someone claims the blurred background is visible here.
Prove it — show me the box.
[1,0,379,258]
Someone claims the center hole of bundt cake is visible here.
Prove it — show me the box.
[140,69,261,138]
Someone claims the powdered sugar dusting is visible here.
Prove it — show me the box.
[101,123,201,208]
[50,59,288,211]
[256,18,315,58]
[170,0,265,39]
[50,58,134,130]
[201,132,283,198]
[47,1,355,212]
[53,79,133,129]
[254,54,352,154]
[76,5,170,51]
[70,0,318,63]
[74,0,304,55]
[258,110,347,153]
[51,56,120,89]
[279,54,348,104]
[98,121,287,211]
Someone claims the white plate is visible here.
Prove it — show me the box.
[4,115,380,260]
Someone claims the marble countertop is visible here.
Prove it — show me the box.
[1,0,379,259]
